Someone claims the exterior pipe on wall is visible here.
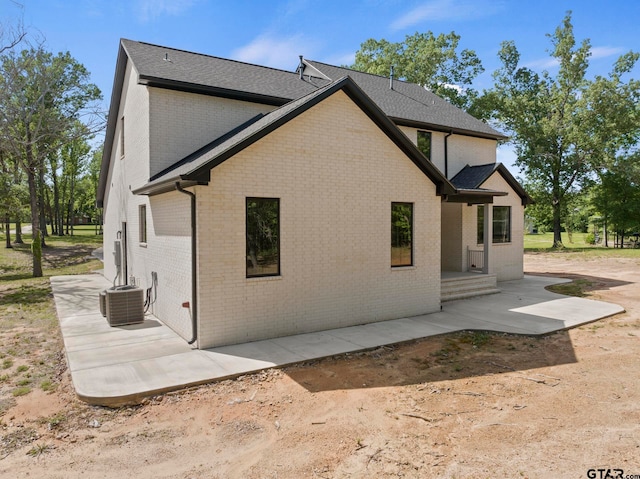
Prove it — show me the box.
[175,182,198,345]
[444,130,453,178]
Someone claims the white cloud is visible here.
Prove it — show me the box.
[523,57,560,70]
[523,46,624,71]
[323,51,356,67]
[390,0,504,31]
[232,34,319,70]
[590,46,624,59]
[135,0,196,23]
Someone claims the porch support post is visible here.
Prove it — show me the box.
[482,203,491,274]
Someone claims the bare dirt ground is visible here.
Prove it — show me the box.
[1,253,639,478]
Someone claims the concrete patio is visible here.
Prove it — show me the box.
[51,273,624,407]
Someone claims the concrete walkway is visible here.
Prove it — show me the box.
[51,273,624,406]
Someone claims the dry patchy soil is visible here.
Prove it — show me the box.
[1,253,639,478]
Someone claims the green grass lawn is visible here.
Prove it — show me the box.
[0,228,102,411]
[525,232,639,257]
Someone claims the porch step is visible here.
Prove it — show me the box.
[441,273,499,302]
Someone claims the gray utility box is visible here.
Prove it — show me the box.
[105,285,144,326]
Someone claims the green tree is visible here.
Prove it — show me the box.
[489,12,640,247]
[351,31,484,114]
[592,155,640,246]
[0,46,102,276]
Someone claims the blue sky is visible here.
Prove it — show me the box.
[4,0,639,171]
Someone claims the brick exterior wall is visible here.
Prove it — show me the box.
[195,90,442,348]
[446,135,496,178]
[480,173,525,281]
[398,126,525,279]
[398,127,496,177]
[102,62,193,339]
[102,63,523,348]
[458,173,525,281]
[148,89,274,177]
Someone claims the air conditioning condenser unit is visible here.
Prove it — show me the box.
[105,285,144,326]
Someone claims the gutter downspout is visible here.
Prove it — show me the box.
[176,182,198,345]
[444,130,453,179]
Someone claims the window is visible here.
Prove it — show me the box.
[139,205,147,244]
[246,197,280,277]
[477,206,484,244]
[493,206,511,243]
[120,116,125,158]
[477,205,511,244]
[417,131,431,161]
[391,202,413,267]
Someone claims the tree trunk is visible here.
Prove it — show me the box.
[4,214,12,249]
[552,199,563,248]
[68,172,76,236]
[25,152,43,277]
[38,166,48,244]
[51,164,63,236]
[15,219,23,244]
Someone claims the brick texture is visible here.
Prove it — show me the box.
[148,89,274,176]
[102,63,193,339]
[195,90,442,348]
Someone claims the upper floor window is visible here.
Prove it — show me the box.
[246,197,280,277]
[391,202,413,267]
[417,131,431,161]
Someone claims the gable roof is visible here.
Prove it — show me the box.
[451,163,533,205]
[301,60,506,141]
[98,39,507,207]
[133,76,457,198]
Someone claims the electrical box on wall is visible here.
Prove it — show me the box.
[113,240,121,267]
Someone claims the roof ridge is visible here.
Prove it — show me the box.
[122,38,302,78]
[306,59,415,86]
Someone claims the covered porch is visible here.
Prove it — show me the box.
[439,162,533,299]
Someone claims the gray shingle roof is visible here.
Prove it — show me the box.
[450,163,499,189]
[302,60,505,140]
[121,39,329,104]
[451,163,533,205]
[121,39,504,139]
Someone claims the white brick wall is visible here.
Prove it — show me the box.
[447,135,496,178]
[102,62,193,339]
[195,90,442,348]
[458,173,524,281]
[482,173,525,281]
[399,126,496,178]
[148,89,275,176]
[103,61,150,285]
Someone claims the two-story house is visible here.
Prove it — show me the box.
[97,39,531,349]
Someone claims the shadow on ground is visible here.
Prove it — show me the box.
[526,272,633,294]
[286,329,577,393]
